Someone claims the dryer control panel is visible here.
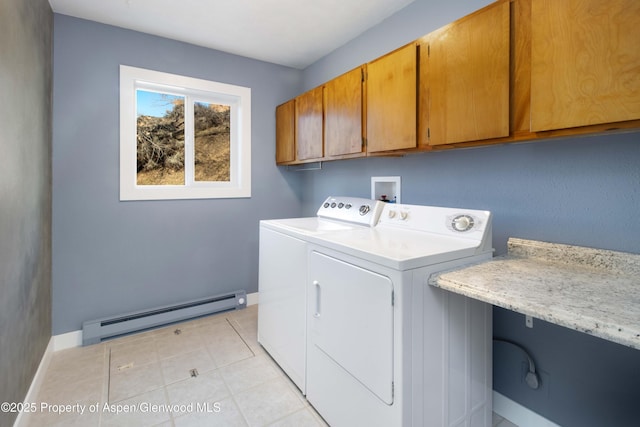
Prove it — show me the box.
[378,203,492,241]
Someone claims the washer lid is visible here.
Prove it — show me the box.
[260,217,365,237]
[259,196,384,237]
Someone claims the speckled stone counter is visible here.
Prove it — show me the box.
[429,238,640,350]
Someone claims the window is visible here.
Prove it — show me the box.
[120,65,251,200]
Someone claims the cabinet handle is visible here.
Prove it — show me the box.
[313,280,321,318]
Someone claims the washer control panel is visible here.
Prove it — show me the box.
[317,197,384,226]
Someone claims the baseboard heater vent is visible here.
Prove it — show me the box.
[82,290,247,346]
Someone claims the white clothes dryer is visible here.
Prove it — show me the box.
[305,203,494,427]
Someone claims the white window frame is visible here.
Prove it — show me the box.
[120,65,251,200]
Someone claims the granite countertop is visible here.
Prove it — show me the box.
[429,238,640,350]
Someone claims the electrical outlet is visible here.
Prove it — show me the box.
[526,315,533,328]
[521,362,550,397]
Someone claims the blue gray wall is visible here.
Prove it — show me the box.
[51,2,640,426]
[52,15,303,335]
[0,0,52,425]
[300,1,640,426]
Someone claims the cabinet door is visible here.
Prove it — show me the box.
[530,0,640,131]
[295,86,324,161]
[425,1,510,146]
[366,43,417,153]
[324,67,364,157]
[275,99,295,164]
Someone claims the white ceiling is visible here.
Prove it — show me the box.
[49,0,415,69]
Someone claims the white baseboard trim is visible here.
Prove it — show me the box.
[52,330,83,351]
[13,338,54,427]
[50,291,260,352]
[493,391,561,427]
[247,291,258,306]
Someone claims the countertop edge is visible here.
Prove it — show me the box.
[431,274,639,350]
[429,238,640,350]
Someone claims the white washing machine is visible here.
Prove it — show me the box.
[257,197,383,393]
[305,203,494,427]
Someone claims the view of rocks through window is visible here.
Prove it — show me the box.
[136,93,231,185]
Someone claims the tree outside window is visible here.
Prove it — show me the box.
[120,66,251,201]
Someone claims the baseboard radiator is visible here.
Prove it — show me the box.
[82,290,247,346]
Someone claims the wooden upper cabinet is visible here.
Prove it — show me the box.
[530,0,640,131]
[275,99,295,164]
[366,43,418,153]
[422,1,510,146]
[276,0,640,165]
[295,86,324,161]
[324,67,364,158]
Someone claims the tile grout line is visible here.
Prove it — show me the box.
[106,348,112,404]
[230,310,309,424]
[211,320,253,427]
[226,317,257,358]
[165,319,233,425]
[100,346,112,427]
[219,314,294,426]
[156,352,176,427]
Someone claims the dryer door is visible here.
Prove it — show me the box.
[308,250,394,404]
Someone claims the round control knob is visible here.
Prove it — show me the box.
[338,202,344,209]
[359,205,371,216]
[388,210,397,219]
[452,215,474,232]
[345,203,352,209]
[400,211,409,220]
[330,202,337,208]
[323,202,330,208]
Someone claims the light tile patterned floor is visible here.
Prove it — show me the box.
[25,305,324,427]
[24,305,518,426]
